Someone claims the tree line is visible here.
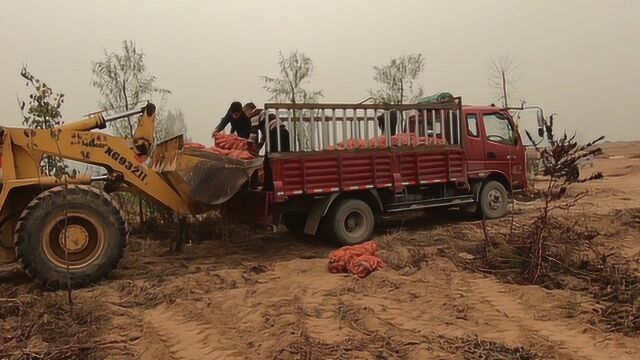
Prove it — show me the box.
[19,40,521,144]
[17,40,520,228]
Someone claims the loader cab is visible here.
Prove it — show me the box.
[462,106,527,191]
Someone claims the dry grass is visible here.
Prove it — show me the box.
[453,209,640,336]
[428,335,544,360]
[577,251,640,335]
[0,290,108,360]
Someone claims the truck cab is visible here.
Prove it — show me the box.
[462,106,528,192]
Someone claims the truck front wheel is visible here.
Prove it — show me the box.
[324,199,374,246]
[15,185,127,290]
[566,164,580,182]
[478,181,508,219]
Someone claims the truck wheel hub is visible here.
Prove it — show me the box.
[58,225,90,253]
[487,189,503,210]
[344,210,365,235]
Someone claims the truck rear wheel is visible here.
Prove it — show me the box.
[15,185,127,290]
[478,181,508,219]
[324,199,374,246]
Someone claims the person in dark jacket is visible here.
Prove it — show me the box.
[243,102,290,190]
[260,113,290,190]
[243,102,290,153]
[376,109,398,136]
[213,101,252,139]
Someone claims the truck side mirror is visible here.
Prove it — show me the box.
[536,109,544,128]
[536,109,546,137]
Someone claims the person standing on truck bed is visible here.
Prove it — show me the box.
[243,102,290,153]
[213,101,252,139]
[376,109,398,136]
[243,102,290,190]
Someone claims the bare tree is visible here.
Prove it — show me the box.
[262,50,323,104]
[369,54,425,104]
[90,40,169,226]
[156,108,188,142]
[489,55,523,109]
[91,40,170,137]
[262,51,323,150]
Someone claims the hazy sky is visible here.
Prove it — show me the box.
[1,0,638,144]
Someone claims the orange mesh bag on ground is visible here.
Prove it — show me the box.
[328,241,385,277]
[348,254,386,278]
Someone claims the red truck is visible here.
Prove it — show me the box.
[229,96,536,245]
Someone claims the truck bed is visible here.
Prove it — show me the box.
[269,144,467,201]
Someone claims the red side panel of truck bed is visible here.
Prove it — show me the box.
[268,145,467,201]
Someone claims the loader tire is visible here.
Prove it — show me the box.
[324,199,374,246]
[15,185,127,290]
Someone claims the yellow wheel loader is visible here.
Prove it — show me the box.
[0,103,261,289]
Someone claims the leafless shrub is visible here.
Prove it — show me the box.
[469,120,640,335]
[475,116,604,284]
[522,118,604,282]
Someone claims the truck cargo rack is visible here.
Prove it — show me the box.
[263,98,464,154]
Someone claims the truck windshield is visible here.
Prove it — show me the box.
[483,113,515,145]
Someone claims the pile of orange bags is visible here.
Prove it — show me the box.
[214,133,251,151]
[326,133,448,150]
[184,133,255,160]
[328,241,385,278]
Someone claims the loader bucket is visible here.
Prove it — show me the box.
[150,136,262,209]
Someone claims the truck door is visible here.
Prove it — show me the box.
[481,112,526,189]
[463,111,485,173]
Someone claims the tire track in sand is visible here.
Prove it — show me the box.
[143,305,244,360]
[470,277,635,360]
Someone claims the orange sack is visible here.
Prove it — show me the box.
[328,241,385,278]
[214,132,251,151]
[325,132,448,151]
[184,143,206,150]
[349,254,387,279]
[184,141,255,161]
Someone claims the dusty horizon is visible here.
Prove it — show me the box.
[1,0,638,144]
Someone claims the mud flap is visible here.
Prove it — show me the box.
[304,193,339,235]
[464,181,482,213]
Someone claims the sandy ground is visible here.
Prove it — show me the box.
[2,140,640,359]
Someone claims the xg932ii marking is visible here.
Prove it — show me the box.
[104,147,148,181]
